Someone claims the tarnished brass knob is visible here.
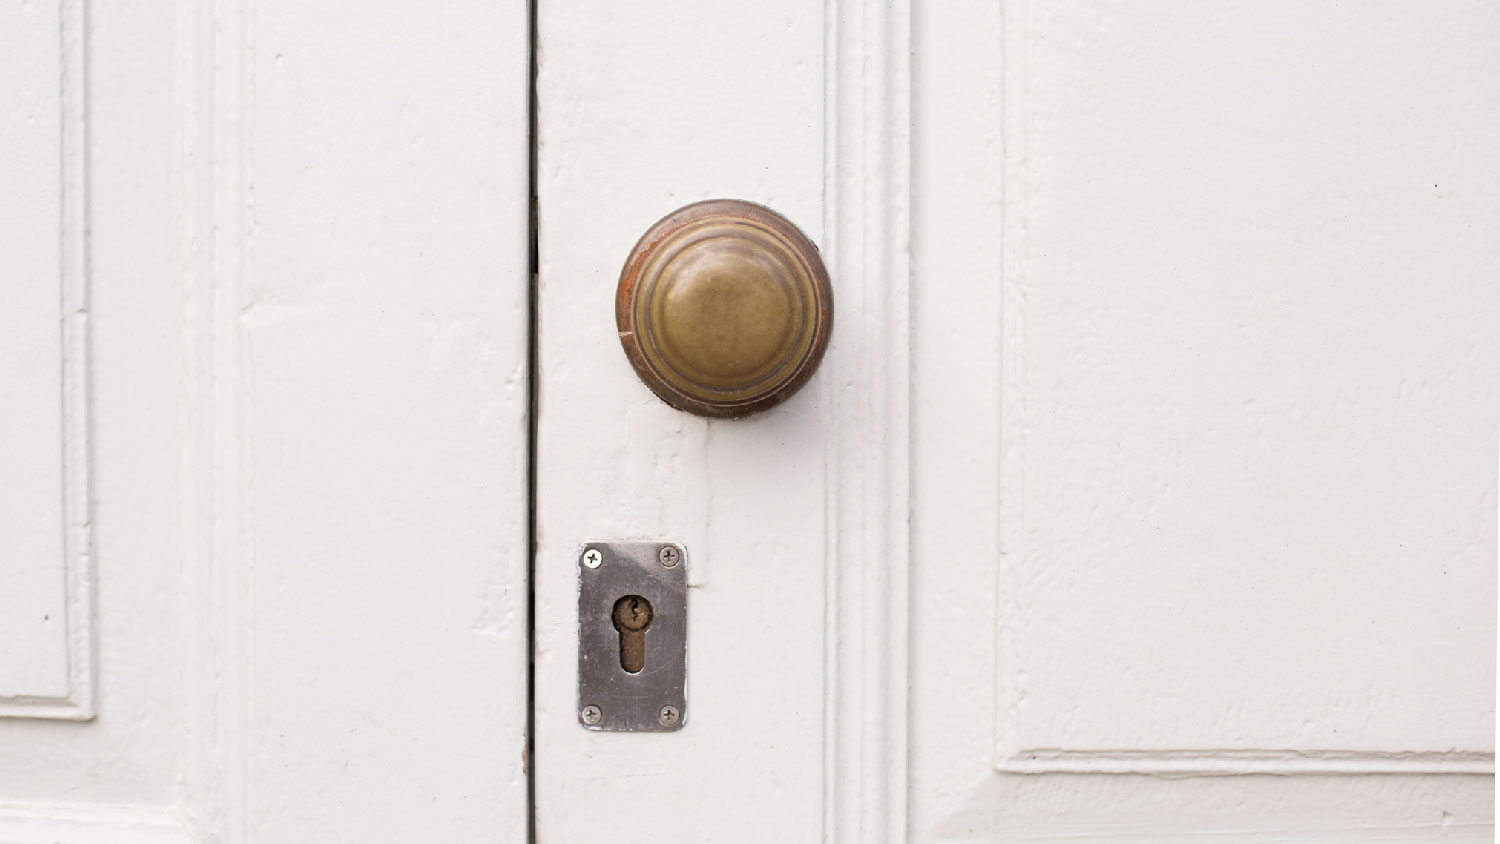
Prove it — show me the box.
[616,200,833,418]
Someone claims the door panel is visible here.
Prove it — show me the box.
[0,0,89,715]
[911,0,1497,839]
[0,2,178,816]
[992,0,1496,763]
[0,2,532,841]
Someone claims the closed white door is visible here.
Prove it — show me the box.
[534,0,1497,841]
[904,3,1497,839]
[2,2,1495,843]
[1,2,532,841]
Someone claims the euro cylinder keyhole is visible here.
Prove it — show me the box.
[611,595,654,674]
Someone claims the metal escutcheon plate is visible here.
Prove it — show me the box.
[576,541,687,732]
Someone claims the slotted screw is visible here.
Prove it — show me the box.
[659,705,680,726]
[581,705,602,725]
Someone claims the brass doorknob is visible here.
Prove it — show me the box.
[616,200,833,418]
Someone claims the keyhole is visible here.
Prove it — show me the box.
[611,595,654,674]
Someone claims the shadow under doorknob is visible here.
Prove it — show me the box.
[615,199,833,419]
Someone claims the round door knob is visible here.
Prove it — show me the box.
[616,199,833,418]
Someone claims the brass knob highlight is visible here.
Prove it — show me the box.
[616,200,833,418]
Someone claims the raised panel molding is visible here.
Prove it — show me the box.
[175,0,253,840]
[993,0,1495,777]
[993,748,1496,776]
[0,0,95,721]
[822,0,913,838]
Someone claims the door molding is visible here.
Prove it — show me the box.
[176,0,253,837]
[822,0,913,838]
[0,0,95,723]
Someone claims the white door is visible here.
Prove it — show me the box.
[2,1,1496,843]
[1,1,532,841]
[534,0,1497,841]
[905,3,1498,839]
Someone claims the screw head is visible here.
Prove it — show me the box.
[580,705,602,725]
[658,705,681,726]
[658,545,681,568]
[582,548,602,569]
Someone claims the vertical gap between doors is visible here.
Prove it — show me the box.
[525,0,540,839]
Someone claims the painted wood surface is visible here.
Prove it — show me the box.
[0,0,92,719]
[0,2,532,841]
[910,0,1497,839]
[2,0,187,821]
[533,0,834,838]
[0,1,1494,842]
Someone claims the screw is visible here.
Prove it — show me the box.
[582,548,602,569]
[580,705,602,725]
[659,705,680,726]
[658,545,681,568]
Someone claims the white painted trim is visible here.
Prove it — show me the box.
[174,0,253,839]
[822,0,913,840]
[57,0,95,723]
[981,822,1495,843]
[0,0,96,723]
[992,0,1030,774]
[991,0,1495,778]
[995,749,1495,776]
[0,808,194,844]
